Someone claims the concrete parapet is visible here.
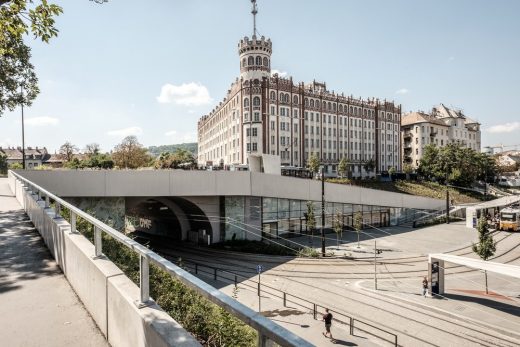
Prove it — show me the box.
[16,176,201,347]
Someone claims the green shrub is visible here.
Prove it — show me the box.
[61,208,257,346]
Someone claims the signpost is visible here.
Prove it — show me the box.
[257,264,262,313]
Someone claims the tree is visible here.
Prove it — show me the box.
[59,141,78,162]
[112,136,152,169]
[363,158,375,175]
[403,163,414,174]
[472,215,496,294]
[0,0,62,115]
[85,143,100,158]
[338,157,349,178]
[333,209,343,249]
[353,211,363,248]
[307,153,320,178]
[305,201,316,246]
[388,166,396,176]
[0,152,7,174]
[154,148,196,169]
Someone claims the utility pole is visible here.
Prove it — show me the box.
[446,184,450,224]
[20,85,26,170]
[321,166,326,257]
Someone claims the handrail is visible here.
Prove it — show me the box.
[9,170,313,347]
[170,255,398,346]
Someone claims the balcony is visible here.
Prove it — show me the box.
[403,131,413,139]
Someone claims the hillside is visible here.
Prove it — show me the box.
[148,143,197,158]
[327,179,489,204]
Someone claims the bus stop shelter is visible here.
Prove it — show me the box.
[428,253,520,295]
[466,195,520,228]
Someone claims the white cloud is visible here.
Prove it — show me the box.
[271,69,288,78]
[487,122,520,134]
[395,88,409,95]
[107,126,143,137]
[25,116,59,126]
[156,82,212,106]
[165,130,197,143]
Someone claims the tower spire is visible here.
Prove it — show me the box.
[251,0,258,37]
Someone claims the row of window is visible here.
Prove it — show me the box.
[242,56,269,68]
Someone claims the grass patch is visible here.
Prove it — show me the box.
[327,179,490,204]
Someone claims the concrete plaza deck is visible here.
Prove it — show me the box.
[0,178,108,347]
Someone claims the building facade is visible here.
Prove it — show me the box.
[401,104,481,168]
[197,6,402,177]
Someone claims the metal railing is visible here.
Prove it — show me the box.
[10,171,312,347]
[173,257,398,347]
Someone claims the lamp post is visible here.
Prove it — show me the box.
[321,165,326,256]
[20,85,26,170]
[445,170,450,224]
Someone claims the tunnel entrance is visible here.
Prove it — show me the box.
[125,197,213,246]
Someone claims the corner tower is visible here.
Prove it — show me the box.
[238,0,272,80]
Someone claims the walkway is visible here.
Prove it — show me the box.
[0,178,108,347]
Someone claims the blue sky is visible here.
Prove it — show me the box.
[1,0,519,153]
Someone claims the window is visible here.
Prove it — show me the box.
[270,106,275,114]
[294,124,298,132]
[243,98,249,107]
[254,112,260,121]
[293,95,298,104]
[242,58,246,67]
[253,96,260,106]
[256,56,261,65]
[252,128,258,136]
[252,143,258,151]
[247,143,251,152]
[270,121,275,130]
[248,56,254,65]
[310,99,315,107]
[263,57,268,67]
[271,136,275,144]
[270,91,276,100]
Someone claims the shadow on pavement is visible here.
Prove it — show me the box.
[444,292,520,317]
[0,209,61,295]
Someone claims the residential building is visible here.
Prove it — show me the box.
[0,146,50,169]
[402,104,481,168]
[197,3,402,177]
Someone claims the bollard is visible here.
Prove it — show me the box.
[283,292,287,307]
[214,268,217,280]
[139,254,150,306]
[313,304,317,320]
[234,275,238,288]
[70,212,77,234]
[94,226,102,257]
[350,317,354,335]
[195,263,198,274]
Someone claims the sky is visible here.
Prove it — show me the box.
[1,0,519,153]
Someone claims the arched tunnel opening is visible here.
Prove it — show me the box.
[125,197,213,248]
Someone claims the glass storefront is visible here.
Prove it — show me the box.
[224,195,422,240]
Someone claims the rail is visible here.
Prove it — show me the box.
[9,170,312,347]
[172,256,398,347]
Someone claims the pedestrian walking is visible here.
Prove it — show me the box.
[422,276,428,297]
[322,308,333,340]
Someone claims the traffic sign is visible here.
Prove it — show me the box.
[257,264,263,274]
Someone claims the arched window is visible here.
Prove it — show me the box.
[248,56,254,65]
[256,56,262,65]
[285,94,290,103]
[242,58,246,67]
[243,98,250,107]
[316,100,320,108]
[253,96,261,106]
[293,95,298,104]
[328,102,332,111]
[339,105,343,112]
[270,91,276,100]
[305,98,309,107]
[363,109,367,116]
[263,57,268,67]
[349,106,353,114]
[333,103,337,111]
[310,99,315,107]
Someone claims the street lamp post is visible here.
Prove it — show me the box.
[20,85,26,170]
[321,165,326,257]
[445,170,450,224]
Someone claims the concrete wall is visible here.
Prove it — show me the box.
[10,174,200,347]
[14,170,444,210]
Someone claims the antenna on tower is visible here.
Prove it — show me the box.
[251,0,258,37]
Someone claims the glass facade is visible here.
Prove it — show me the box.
[224,195,431,240]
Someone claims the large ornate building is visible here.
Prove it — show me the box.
[401,104,481,168]
[197,1,402,177]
